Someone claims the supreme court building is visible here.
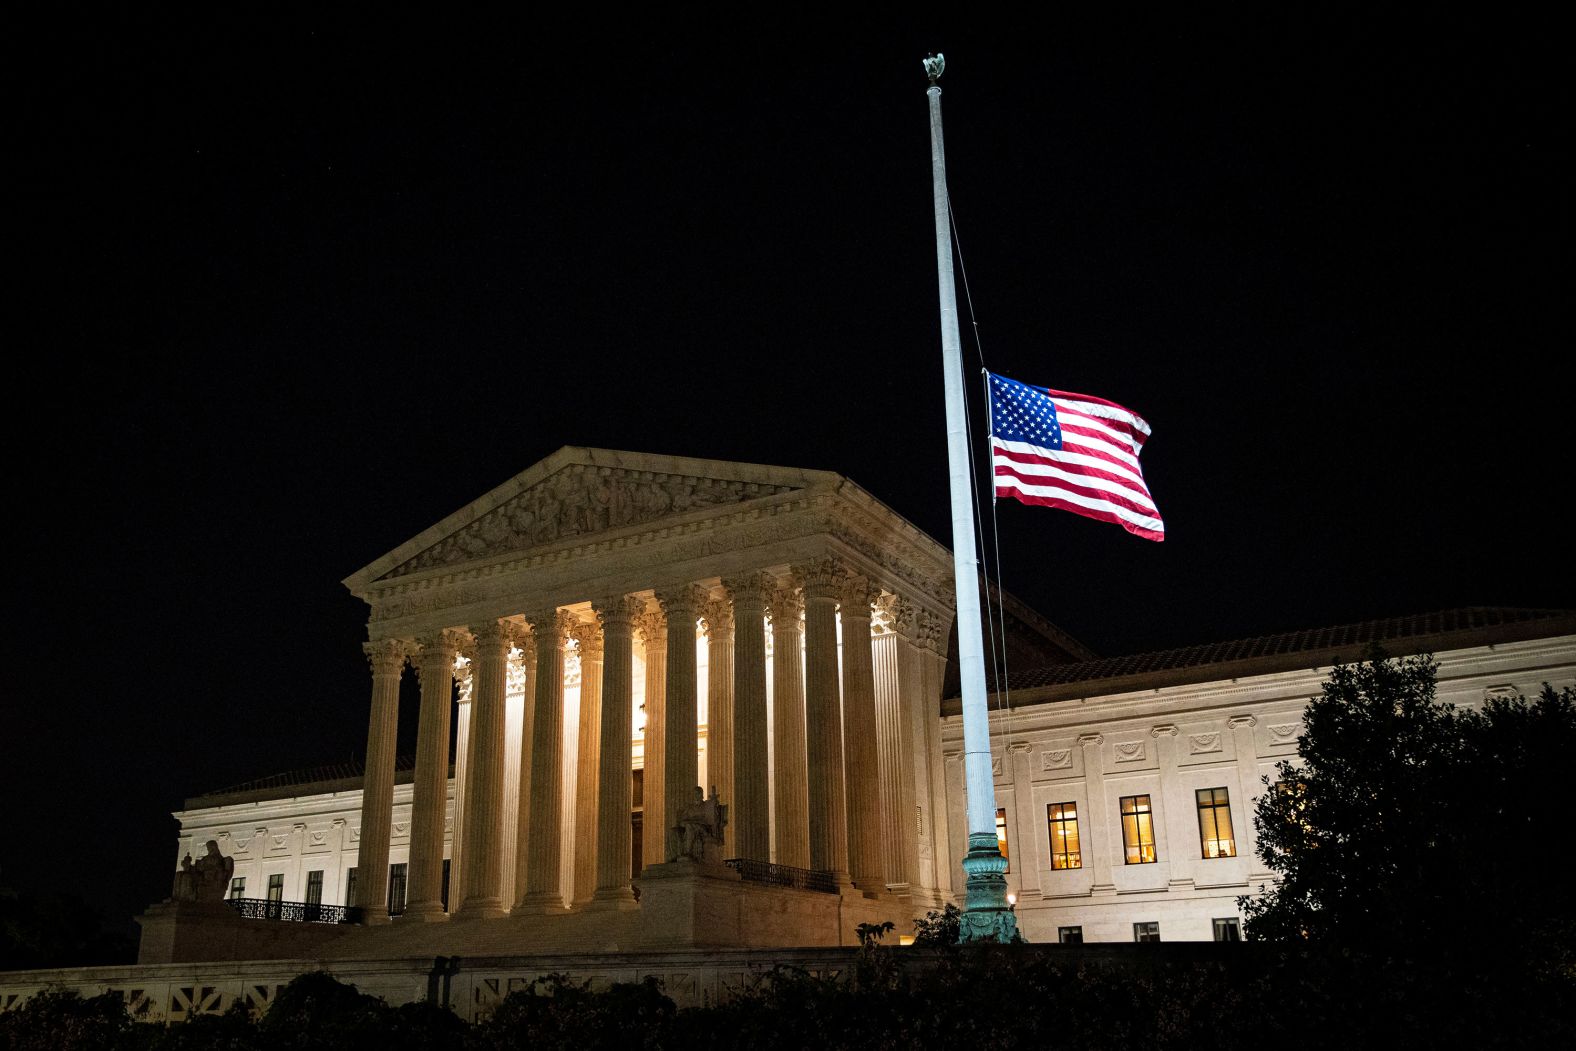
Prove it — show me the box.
[134,447,1576,964]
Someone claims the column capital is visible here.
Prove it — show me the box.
[1008,740,1033,755]
[701,597,735,638]
[792,557,847,599]
[570,618,604,661]
[837,574,879,618]
[655,584,709,622]
[721,572,775,608]
[635,605,667,646]
[469,618,514,654]
[412,629,468,681]
[592,594,645,629]
[1077,732,1105,747]
[363,638,412,676]
[1150,724,1180,739]
[1228,714,1258,730]
[525,609,578,644]
[766,585,804,626]
[872,592,918,638]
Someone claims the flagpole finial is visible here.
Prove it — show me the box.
[923,53,945,85]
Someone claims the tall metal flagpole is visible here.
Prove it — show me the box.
[924,53,1018,943]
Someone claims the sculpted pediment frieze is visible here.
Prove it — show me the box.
[382,464,799,579]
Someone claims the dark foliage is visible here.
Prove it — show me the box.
[469,973,674,1050]
[1244,648,1576,1043]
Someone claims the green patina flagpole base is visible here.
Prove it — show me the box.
[959,832,1022,943]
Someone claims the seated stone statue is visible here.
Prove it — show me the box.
[670,785,729,864]
[172,840,234,903]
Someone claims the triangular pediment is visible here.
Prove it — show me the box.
[346,447,832,590]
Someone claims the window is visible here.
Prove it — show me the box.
[229,877,245,901]
[1134,921,1160,943]
[1196,787,1237,858]
[1213,918,1242,942]
[388,863,408,916]
[305,870,323,921]
[1058,926,1083,944]
[266,873,284,919]
[344,867,358,907]
[995,807,1010,871]
[441,858,451,910]
[1047,802,1082,870]
[1120,795,1157,864]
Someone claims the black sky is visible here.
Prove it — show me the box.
[6,14,1567,936]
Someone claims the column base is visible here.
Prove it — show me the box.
[397,901,450,923]
[512,893,569,914]
[585,888,641,912]
[450,897,508,921]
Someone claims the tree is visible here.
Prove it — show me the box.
[1243,648,1576,1040]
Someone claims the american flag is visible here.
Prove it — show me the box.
[988,371,1164,542]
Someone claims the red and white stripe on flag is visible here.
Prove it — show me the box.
[988,373,1164,542]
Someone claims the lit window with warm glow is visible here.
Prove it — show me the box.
[1196,787,1237,858]
[1120,794,1157,864]
[995,807,1010,872]
[1047,801,1082,870]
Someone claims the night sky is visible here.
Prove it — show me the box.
[7,15,1566,939]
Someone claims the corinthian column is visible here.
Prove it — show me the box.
[355,639,408,923]
[404,629,464,921]
[702,596,735,848]
[507,636,536,908]
[571,618,604,906]
[767,584,810,868]
[840,574,883,893]
[455,619,511,919]
[724,574,771,861]
[657,585,706,860]
[592,596,643,905]
[637,606,667,869]
[518,609,575,911]
[797,559,849,881]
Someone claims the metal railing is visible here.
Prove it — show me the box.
[226,898,359,924]
[724,858,839,894]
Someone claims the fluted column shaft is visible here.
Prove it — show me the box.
[355,640,406,922]
[449,670,472,914]
[638,609,668,868]
[571,621,604,906]
[520,611,572,910]
[768,587,810,868]
[840,577,883,892]
[725,576,771,862]
[406,631,461,920]
[703,598,736,848]
[456,620,511,918]
[593,597,642,904]
[799,563,849,880]
[658,585,706,861]
[508,644,536,907]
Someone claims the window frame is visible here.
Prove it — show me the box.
[1046,801,1082,870]
[1213,917,1242,942]
[995,807,1010,873]
[1134,921,1161,943]
[1120,794,1158,865]
[1058,925,1083,944]
[1195,786,1237,859]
